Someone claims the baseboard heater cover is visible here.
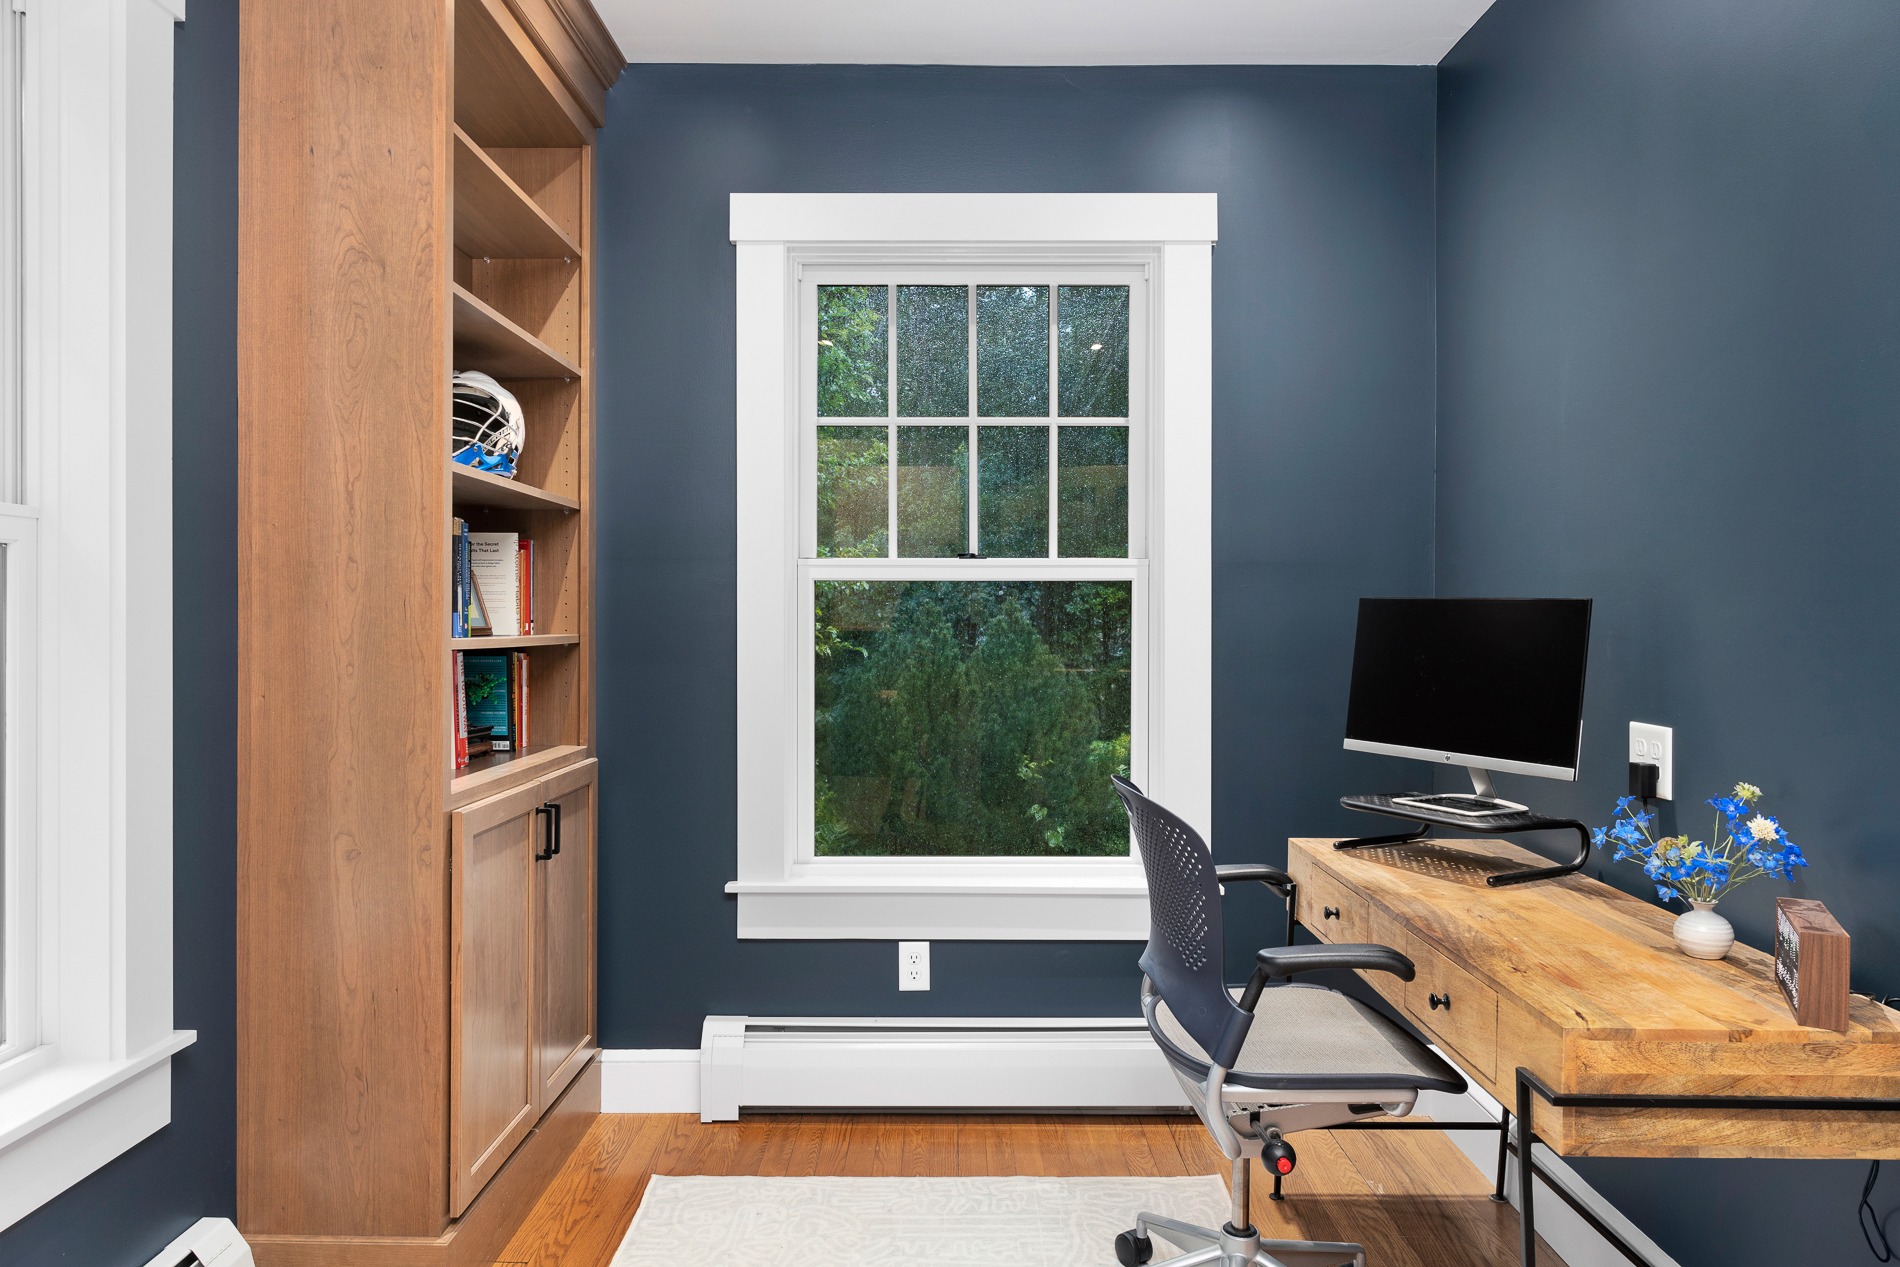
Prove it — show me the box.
[698,1015,1189,1122]
[143,1218,254,1267]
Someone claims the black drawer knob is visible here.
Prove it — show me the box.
[1429,992,1451,1011]
[1323,906,1340,920]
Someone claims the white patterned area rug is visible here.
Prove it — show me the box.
[610,1174,1232,1266]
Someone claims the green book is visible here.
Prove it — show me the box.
[462,653,513,751]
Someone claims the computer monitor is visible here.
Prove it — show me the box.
[1343,598,1593,815]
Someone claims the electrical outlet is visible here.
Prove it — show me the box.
[898,941,930,991]
[1629,722,1673,800]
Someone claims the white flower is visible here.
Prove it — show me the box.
[1748,814,1779,842]
[1734,782,1763,803]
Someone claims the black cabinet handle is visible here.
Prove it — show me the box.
[550,801,562,856]
[534,804,556,861]
[1323,906,1340,920]
[1429,992,1450,1011]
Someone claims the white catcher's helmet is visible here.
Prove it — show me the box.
[452,371,526,477]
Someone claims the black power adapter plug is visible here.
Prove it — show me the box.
[1628,761,1659,802]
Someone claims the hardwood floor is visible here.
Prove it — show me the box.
[492,1113,1567,1266]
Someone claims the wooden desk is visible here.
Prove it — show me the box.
[1288,836,1900,1160]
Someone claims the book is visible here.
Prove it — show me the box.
[518,538,534,635]
[518,651,529,749]
[468,531,519,637]
[463,652,514,752]
[451,518,464,637]
[452,651,468,769]
[458,520,472,636]
[510,651,530,751]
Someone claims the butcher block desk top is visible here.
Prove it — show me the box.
[1288,836,1900,1159]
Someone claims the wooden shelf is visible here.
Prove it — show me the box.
[452,283,582,380]
[455,0,589,149]
[454,126,580,261]
[451,742,589,809]
[453,464,580,512]
[452,633,579,650]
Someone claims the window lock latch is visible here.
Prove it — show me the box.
[956,552,980,560]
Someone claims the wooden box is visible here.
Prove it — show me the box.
[1776,897,1851,1033]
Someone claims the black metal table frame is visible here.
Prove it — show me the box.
[1242,880,1900,1266]
[1508,1066,1900,1267]
[1334,796,1594,887]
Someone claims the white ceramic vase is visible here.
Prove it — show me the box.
[1673,900,1735,960]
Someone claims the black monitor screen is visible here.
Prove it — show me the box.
[1343,598,1593,775]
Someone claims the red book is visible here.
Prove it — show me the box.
[518,538,535,635]
[452,651,469,769]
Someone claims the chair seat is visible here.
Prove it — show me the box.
[1152,983,1467,1095]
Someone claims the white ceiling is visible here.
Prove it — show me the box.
[596,0,1500,67]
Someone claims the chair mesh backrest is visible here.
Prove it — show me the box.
[1112,776,1252,1071]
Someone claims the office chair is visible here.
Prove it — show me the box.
[1110,776,1467,1267]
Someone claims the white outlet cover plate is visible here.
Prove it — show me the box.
[898,941,930,991]
[1628,722,1673,800]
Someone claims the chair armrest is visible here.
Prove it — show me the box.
[1236,943,1416,1011]
[1215,863,1294,894]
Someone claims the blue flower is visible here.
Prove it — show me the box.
[1592,827,1608,849]
[1616,796,1637,813]
[1656,885,1676,901]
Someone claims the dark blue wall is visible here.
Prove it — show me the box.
[594,65,1440,1046]
[1437,0,1900,1262]
[0,2,241,1263]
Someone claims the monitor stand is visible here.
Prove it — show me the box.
[1335,767,1592,888]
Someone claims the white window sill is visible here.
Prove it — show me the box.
[0,1031,196,1229]
[726,870,1149,940]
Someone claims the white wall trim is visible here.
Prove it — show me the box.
[729,193,1214,940]
[730,192,1217,245]
[0,0,191,1231]
[0,1032,191,1231]
[600,1049,703,1114]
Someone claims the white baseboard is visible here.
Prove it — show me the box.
[601,1049,701,1113]
[592,1023,1675,1267]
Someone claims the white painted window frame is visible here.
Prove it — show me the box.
[730,193,1215,940]
[0,0,193,1233]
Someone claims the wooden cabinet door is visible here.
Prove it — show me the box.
[534,758,597,1110]
[450,779,545,1216]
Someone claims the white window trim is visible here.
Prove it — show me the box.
[0,0,192,1232]
[730,192,1215,940]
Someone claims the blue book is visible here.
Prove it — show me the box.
[451,518,466,637]
[462,653,513,750]
[456,520,471,637]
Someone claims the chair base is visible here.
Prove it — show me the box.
[1129,1212,1366,1267]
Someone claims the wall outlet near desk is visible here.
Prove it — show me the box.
[1629,722,1673,800]
[899,941,930,991]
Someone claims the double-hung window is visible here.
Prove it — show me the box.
[732,195,1215,939]
[0,0,190,1232]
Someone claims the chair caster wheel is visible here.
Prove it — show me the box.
[1115,1230,1154,1265]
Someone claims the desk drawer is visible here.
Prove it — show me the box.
[1297,865,1368,945]
[1404,933,1497,1082]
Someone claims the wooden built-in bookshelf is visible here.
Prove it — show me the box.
[447,38,596,807]
[238,0,618,1260]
